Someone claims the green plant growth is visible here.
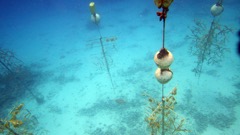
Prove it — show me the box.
[187,19,233,77]
[0,103,39,135]
[143,87,189,135]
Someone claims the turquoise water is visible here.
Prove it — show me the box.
[0,0,239,134]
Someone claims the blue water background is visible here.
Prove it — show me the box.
[0,0,240,134]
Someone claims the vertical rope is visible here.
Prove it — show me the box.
[162,18,166,49]
[162,84,165,135]
[161,15,166,135]
[95,23,102,38]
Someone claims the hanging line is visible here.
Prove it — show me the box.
[94,18,115,90]
[161,84,165,135]
[157,8,168,49]
[95,20,102,38]
[161,17,166,135]
[162,17,166,49]
[156,7,168,135]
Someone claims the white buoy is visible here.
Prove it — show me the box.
[91,13,101,24]
[155,68,173,84]
[211,4,224,17]
[154,48,174,69]
[89,2,101,24]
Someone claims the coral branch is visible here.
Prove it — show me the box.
[187,19,233,77]
[144,87,189,135]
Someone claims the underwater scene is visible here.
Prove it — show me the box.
[0,0,240,134]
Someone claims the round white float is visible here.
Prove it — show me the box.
[155,68,173,84]
[154,48,174,69]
